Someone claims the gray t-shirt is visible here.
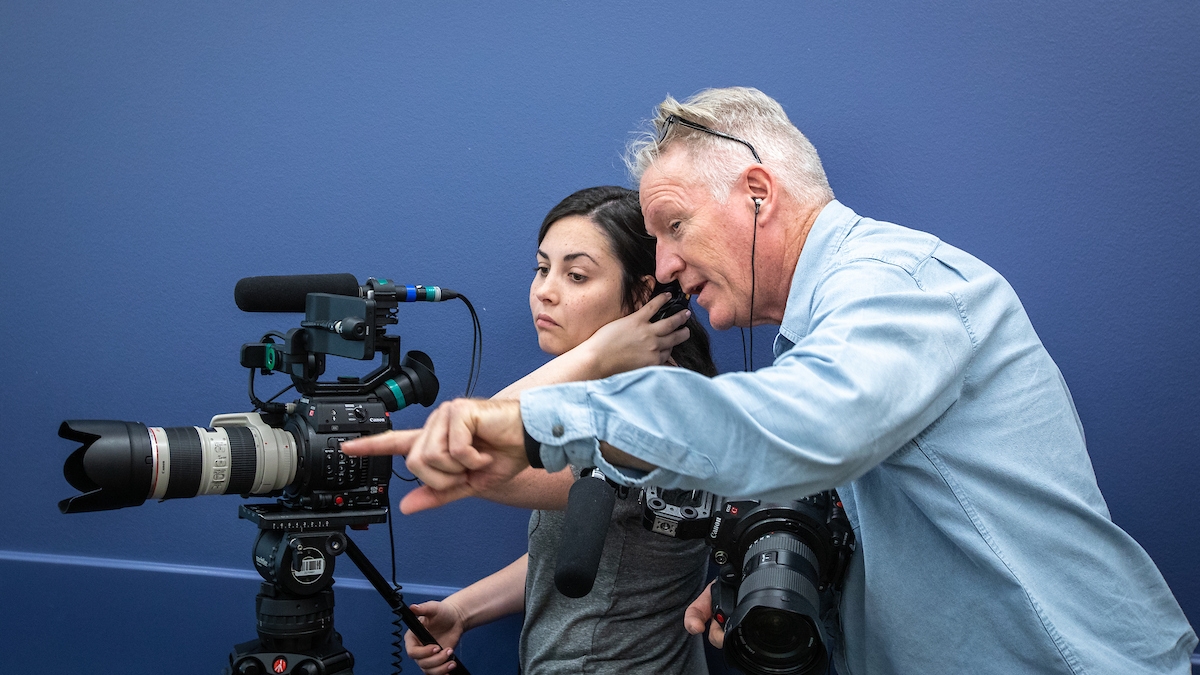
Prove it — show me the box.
[520,475,710,674]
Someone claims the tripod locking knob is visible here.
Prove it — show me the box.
[233,658,263,675]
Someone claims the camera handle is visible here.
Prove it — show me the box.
[342,536,472,675]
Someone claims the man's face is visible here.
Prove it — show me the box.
[640,150,752,330]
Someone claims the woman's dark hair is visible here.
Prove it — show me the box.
[538,185,718,377]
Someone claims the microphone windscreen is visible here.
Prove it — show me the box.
[234,274,360,312]
[554,474,617,598]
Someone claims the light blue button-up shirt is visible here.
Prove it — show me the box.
[520,200,1196,674]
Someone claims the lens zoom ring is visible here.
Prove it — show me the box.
[738,567,821,613]
[163,427,202,500]
[745,533,819,573]
[224,426,258,496]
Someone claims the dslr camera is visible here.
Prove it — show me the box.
[643,487,855,675]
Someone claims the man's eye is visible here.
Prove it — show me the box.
[670,221,682,234]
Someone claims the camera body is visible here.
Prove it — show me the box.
[206,393,395,515]
[273,397,391,510]
[643,487,855,675]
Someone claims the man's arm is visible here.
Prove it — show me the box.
[343,294,691,509]
[456,443,654,512]
[519,260,975,500]
[347,260,974,509]
[341,399,661,513]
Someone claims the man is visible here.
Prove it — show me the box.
[345,87,1196,674]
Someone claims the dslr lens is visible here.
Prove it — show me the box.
[741,607,809,654]
[724,531,827,675]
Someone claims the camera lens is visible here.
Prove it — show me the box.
[741,607,809,654]
[59,414,297,513]
[724,531,827,675]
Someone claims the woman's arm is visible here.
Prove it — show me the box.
[494,294,689,400]
[404,554,529,675]
[479,296,690,508]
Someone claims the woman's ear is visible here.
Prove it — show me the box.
[631,274,657,310]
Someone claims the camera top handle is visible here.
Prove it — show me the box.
[239,278,440,411]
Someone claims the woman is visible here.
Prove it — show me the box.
[405,186,717,674]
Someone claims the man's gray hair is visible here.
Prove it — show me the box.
[626,87,834,206]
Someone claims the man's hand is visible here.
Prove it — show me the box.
[684,581,726,649]
[340,398,528,513]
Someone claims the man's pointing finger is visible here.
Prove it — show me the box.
[340,429,421,457]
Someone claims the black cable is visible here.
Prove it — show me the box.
[248,368,265,411]
[748,201,759,372]
[264,383,294,404]
[247,368,286,414]
[388,503,399,588]
[387,484,404,673]
[390,612,405,674]
[455,294,483,397]
[739,201,762,373]
[392,468,419,483]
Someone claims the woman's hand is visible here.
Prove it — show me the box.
[582,292,691,378]
[404,599,469,674]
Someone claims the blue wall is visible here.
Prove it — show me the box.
[2,2,1196,672]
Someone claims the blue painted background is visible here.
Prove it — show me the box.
[2,2,1196,672]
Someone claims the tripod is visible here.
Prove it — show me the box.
[224,503,471,675]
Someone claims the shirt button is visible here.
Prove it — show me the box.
[552,424,564,437]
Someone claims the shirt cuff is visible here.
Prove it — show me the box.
[520,382,684,487]
[520,382,597,473]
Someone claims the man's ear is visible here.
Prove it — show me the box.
[742,164,776,222]
[631,274,657,311]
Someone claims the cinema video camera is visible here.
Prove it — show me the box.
[57,274,480,675]
[643,488,855,675]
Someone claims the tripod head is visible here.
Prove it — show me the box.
[226,504,471,675]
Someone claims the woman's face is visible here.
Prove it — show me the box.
[530,215,628,356]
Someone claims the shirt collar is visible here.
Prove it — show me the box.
[774,199,860,357]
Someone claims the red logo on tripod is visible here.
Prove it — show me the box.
[273,656,288,673]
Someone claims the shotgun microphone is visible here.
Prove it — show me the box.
[553,467,618,598]
[234,274,360,312]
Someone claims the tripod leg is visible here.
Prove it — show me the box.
[343,536,472,675]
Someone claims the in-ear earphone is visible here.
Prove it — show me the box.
[753,197,762,214]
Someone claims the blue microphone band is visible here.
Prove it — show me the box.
[402,285,443,302]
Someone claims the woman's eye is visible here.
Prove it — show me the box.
[568,272,586,282]
[534,265,549,276]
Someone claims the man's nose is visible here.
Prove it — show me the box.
[656,245,684,283]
